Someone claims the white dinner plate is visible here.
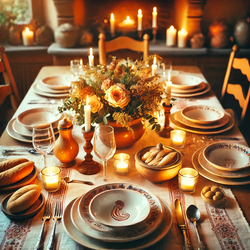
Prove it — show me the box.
[169,111,234,135]
[37,81,70,94]
[41,75,71,90]
[172,81,207,94]
[63,197,172,250]
[76,183,164,242]
[171,83,211,98]
[171,74,203,89]
[192,148,250,185]
[198,150,250,178]
[33,82,70,98]
[175,110,229,129]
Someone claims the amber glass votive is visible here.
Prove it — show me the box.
[178,168,199,194]
[171,130,186,148]
[42,166,61,192]
[114,153,130,176]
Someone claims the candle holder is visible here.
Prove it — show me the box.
[171,130,186,148]
[114,153,130,176]
[138,30,143,38]
[42,166,61,192]
[158,103,173,138]
[151,28,159,44]
[178,168,199,194]
[77,126,101,175]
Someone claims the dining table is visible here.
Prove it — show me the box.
[0,65,250,250]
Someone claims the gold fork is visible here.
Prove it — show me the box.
[34,201,51,250]
[47,202,62,250]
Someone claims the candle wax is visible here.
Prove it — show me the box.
[85,95,91,132]
[137,9,143,31]
[178,28,188,48]
[166,25,177,46]
[181,174,195,191]
[88,48,94,67]
[116,162,129,173]
[110,13,115,37]
[45,175,59,189]
[22,27,34,46]
[152,7,157,28]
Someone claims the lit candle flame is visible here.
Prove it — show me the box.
[153,7,157,13]
[138,9,142,15]
[126,16,130,21]
[111,13,114,20]
[25,27,30,32]
[170,25,175,31]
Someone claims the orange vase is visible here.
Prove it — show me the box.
[108,118,146,148]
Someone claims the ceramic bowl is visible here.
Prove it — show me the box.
[89,189,150,228]
[171,74,203,90]
[181,105,225,124]
[203,142,250,171]
[17,108,62,130]
[41,76,71,90]
[135,146,182,183]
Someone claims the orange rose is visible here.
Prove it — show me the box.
[105,83,130,108]
[88,95,103,113]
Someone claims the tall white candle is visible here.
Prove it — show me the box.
[151,56,157,76]
[137,9,143,31]
[152,7,157,28]
[178,28,188,48]
[88,48,94,67]
[22,27,34,46]
[166,25,177,46]
[85,95,91,132]
[110,13,115,37]
[165,71,172,106]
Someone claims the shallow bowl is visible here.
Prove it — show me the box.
[203,142,250,171]
[135,146,182,183]
[41,75,71,90]
[171,74,203,90]
[89,189,150,228]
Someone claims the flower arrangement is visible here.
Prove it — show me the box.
[59,56,165,134]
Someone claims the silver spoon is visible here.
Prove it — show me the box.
[63,177,94,185]
[187,205,206,250]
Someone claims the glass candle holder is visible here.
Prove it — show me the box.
[114,153,130,176]
[42,166,61,192]
[178,168,199,194]
[171,130,186,148]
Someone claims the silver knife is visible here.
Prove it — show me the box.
[175,199,192,250]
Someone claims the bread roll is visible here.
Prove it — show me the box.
[158,152,177,166]
[0,161,34,187]
[7,184,41,213]
[0,158,28,173]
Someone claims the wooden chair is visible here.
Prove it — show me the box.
[98,33,149,65]
[221,45,250,124]
[0,46,20,110]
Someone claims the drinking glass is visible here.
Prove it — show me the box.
[93,125,116,182]
[70,58,83,82]
[32,123,55,180]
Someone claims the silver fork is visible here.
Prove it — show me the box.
[47,202,62,250]
[34,201,51,250]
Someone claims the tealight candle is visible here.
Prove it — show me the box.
[166,25,177,46]
[152,56,157,76]
[110,13,115,37]
[137,9,143,31]
[165,71,172,106]
[152,7,157,28]
[114,153,130,176]
[178,28,188,48]
[42,166,61,192]
[22,27,34,46]
[85,95,91,132]
[178,168,199,194]
[171,130,186,148]
[88,48,94,67]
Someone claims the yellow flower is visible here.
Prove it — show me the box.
[105,83,131,108]
[88,95,103,113]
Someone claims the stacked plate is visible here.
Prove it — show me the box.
[32,75,71,98]
[171,74,211,97]
[169,105,235,134]
[62,182,173,250]
[7,108,62,143]
[192,142,250,185]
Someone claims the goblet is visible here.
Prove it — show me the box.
[93,125,116,182]
[32,123,55,180]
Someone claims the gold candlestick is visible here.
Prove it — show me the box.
[77,126,101,175]
[158,103,173,138]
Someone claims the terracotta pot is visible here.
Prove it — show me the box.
[108,118,146,148]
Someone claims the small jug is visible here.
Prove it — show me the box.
[54,117,79,165]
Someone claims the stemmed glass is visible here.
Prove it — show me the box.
[32,123,55,180]
[93,125,116,182]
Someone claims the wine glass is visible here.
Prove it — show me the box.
[32,123,55,180]
[93,125,116,182]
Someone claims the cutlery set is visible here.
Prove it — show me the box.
[2,149,53,156]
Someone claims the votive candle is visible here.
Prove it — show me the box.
[85,95,91,132]
[42,166,61,192]
[171,130,186,148]
[152,56,157,76]
[178,168,199,194]
[88,48,94,67]
[166,25,177,46]
[137,9,143,31]
[22,27,34,46]
[152,7,157,28]
[178,28,188,48]
[110,13,115,37]
[114,153,130,175]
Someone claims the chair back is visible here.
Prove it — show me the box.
[0,46,20,110]
[221,45,250,124]
[98,33,149,65]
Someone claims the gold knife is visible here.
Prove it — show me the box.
[175,199,192,250]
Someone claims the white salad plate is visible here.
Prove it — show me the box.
[41,75,71,90]
[171,81,207,94]
[17,108,62,130]
[171,74,203,90]
[76,183,164,242]
[37,81,70,94]
[181,105,225,125]
[64,197,172,250]
[203,142,250,171]
[89,189,150,228]
[192,148,250,185]
[175,110,229,129]
[198,150,250,178]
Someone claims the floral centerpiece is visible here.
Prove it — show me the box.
[59,55,166,147]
